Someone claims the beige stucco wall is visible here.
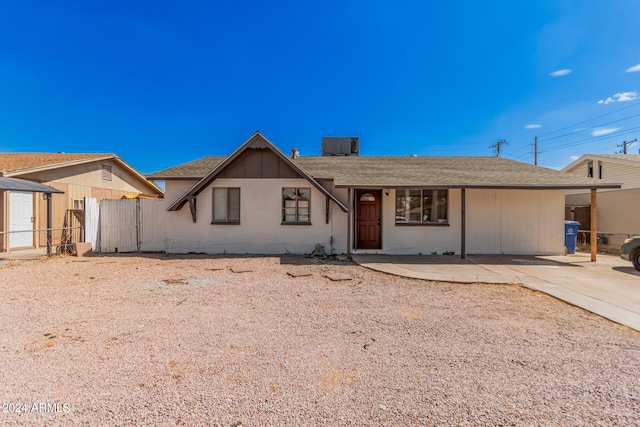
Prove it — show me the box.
[328,187,349,254]
[164,180,198,202]
[466,189,564,254]
[165,178,343,254]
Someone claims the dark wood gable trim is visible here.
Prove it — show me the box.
[218,147,303,179]
[188,196,197,223]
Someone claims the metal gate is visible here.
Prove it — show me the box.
[99,198,165,253]
[85,197,100,251]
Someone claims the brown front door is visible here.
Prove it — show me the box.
[356,190,381,249]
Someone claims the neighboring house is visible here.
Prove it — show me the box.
[148,132,618,256]
[0,153,163,250]
[562,154,640,246]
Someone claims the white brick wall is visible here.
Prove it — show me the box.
[165,178,342,254]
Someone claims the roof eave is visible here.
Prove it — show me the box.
[0,177,65,193]
[334,183,622,190]
[110,156,165,196]
[147,175,203,181]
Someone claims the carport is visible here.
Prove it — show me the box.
[0,177,64,256]
[459,186,613,262]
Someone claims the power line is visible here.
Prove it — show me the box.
[504,106,640,161]
[542,126,640,153]
[538,100,640,138]
[507,127,640,164]
[539,112,640,143]
[486,100,640,165]
[505,140,531,157]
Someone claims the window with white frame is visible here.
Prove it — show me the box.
[282,188,311,223]
[395,189,448,224]
[212,188,240,223]
[73,199,85,210]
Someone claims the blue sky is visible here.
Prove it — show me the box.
[1,0,639,173]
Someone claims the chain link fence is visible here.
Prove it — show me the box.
[576,230,640,256]
[0,227,83,266]
[577,230,640,247]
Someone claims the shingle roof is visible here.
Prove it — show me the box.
[0,153,113,175]
[298,156,621,188]
[150,154,620,189]
[147,156,226,179]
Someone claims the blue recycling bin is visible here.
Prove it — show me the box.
[564,221,580,254]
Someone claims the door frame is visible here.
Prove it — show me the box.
[9,191,35,249]
[355,189,382,250]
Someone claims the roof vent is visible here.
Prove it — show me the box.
[321,137,359,156]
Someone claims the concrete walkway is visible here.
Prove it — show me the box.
[352,253,640,332]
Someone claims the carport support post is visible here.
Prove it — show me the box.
[461,188,466,259]
[347,188,352,259]
[590,189,597,262]
[46,192,52,257]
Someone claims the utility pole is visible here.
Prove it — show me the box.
[490,139,508,157]
[531,136,540,165]
[617,138,636,154]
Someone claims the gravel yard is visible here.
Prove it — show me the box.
[1,254,639,426]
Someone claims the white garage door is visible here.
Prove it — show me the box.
[9,192,34,248]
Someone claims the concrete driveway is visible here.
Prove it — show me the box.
[352,253,640,332]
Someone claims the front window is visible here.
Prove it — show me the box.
[395,189,448,224]
[212,188,240,223]
[282,188,311,223]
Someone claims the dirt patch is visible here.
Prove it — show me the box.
[0,253,639,425]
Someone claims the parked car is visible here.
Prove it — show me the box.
[620,236,640,271]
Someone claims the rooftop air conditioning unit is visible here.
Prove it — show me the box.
[321,137,359,156]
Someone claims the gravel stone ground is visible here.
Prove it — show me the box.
[1,253,639,426]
